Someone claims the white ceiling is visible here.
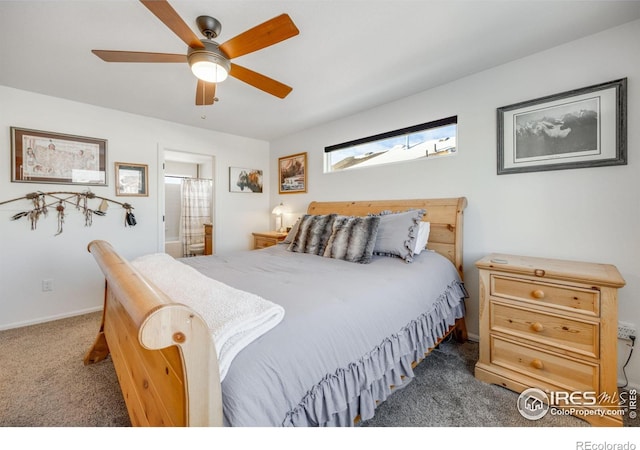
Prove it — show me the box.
[1,1,639,141]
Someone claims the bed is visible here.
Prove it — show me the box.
[83,197,468,426]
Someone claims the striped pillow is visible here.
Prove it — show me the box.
[323,215,381,264]
[287,214,337,255]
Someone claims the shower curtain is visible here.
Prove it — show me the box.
[180,178,212,257]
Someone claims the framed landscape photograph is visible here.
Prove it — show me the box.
[11,127,107,185]
[497,78,627,175]
[115,162,148,196]
[278,152,307,194]
[229,167,263,193]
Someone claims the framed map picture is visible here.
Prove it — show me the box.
[11,127,107,185]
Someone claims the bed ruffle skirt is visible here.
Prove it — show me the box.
[282,281,468,427]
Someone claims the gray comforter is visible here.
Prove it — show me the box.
[181,244,466,427]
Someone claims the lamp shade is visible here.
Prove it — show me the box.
[272,203,286,215]
[272,202,287,233]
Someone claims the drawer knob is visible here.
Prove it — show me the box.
[531,289,545,299]
[531,359,544,370]
[531,322,544,332]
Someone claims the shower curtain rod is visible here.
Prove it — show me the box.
[164,175,213,181]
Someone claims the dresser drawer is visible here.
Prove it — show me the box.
[490,302,599,358]
[491,275,600,316]
[490,336,598,392]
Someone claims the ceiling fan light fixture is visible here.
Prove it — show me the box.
[188,41,231,83]
[190,58,229,82]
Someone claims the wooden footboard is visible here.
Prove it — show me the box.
[83,240,222,426]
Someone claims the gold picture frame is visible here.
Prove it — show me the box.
[278,152,307,194]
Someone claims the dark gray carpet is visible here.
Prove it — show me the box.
[1,311,637,428]
[360,337,587,427]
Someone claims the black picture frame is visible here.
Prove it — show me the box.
[497,78,627,175]
[115,162,148,196]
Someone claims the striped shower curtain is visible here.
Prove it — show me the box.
[180,178,212,257]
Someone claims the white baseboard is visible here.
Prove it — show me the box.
[466,332,480,342]
[0,306,102,331]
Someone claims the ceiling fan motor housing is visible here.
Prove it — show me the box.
[196,15,222,39]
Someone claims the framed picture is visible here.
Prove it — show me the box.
[229,167,263,193]
[278,152,307,194]
[497,78,627,175]
[115,162,148,196]
[11,127,107,185]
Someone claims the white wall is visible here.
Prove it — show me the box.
[0,86,270,329]
[270,20,640,388]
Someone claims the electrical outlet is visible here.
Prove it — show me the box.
[618,321,636,340]
[42,279,54,292]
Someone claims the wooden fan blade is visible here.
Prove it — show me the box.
[229,63,292,99]
[92,50,186,63]
[195,79,216,106]
[219,14,299,59]
[140,0,204,49]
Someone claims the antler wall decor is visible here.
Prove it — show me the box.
[0,191,136,235]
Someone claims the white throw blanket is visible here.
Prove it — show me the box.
[131,253,285,381]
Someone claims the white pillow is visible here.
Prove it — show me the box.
[413,222,430,255]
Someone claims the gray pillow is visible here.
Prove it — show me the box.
[323,215,380,264]
[287,214,337,255]
[371,209,426,262]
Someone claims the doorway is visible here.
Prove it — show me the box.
[160,149,215,257]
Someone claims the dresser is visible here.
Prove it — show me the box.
[252,231,288,249]
[475,253,625,426]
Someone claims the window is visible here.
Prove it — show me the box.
[324,116,457,172]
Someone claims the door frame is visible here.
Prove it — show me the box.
[157,146,216,254]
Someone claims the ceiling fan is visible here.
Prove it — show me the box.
[92,0,299,106]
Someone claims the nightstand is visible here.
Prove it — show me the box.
[475,253,625,426]
[252,231,288,249]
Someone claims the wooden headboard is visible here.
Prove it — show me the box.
[307,197,467,279]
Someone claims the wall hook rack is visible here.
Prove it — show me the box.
[0,190,136,235]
